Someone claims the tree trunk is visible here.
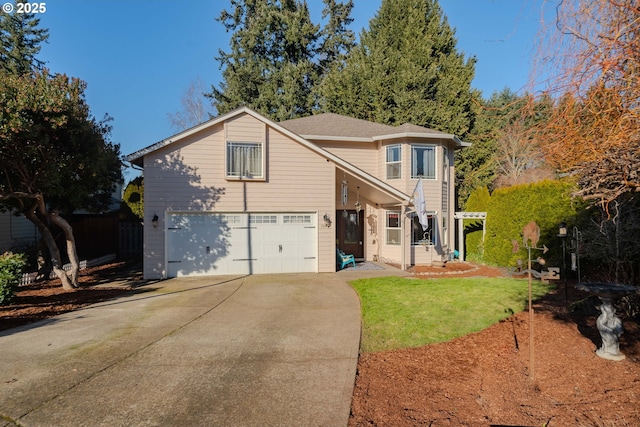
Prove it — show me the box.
[36,239,53,281]
[50,211,80,286]
[26,195,78,290]
[24,208,76,290]
[1,192,79,290]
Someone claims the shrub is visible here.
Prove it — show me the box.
[120,176,144,220]
[464,180,584,267]
[0,252,27,305]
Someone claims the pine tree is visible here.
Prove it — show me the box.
[318,0,476,137]
[208,0,355,121]
[0,1,49,75]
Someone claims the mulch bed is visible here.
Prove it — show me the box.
[2,261,639,426]
[0,261,140,332]
[350,265,640,426]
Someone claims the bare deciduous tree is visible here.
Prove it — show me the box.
[493,119,553,188]
[533,0,640,208]
[167,78,215,131]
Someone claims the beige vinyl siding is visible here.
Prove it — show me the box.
[267,128,335,272]
[375,140,452,266]
[142,112,335,278]
[143,123,226,278]
[225,113,266,142]
[314,141,378,175]
[363,204,379,262]
[378,207,403,265]
[315,127,456,266]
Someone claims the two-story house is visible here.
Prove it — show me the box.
[126,106,469,279]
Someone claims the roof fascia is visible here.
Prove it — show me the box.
[373,131,471,148]
[125,106,252,164]
[298,135,373,143]
[125,106,409,203]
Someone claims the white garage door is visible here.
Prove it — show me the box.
[166,212,317,277]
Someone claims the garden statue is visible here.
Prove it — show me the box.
[576,282,637,361]
[596,301,623,360]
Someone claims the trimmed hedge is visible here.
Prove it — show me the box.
[464,180,584,267]
[0,252,27,305]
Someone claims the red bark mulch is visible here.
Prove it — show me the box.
[0,261,141,332]
[350,262,640,426]
[2,261,639,426]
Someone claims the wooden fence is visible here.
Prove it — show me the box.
[118,222,143,260]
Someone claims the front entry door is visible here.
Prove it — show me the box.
[337,210,364,258]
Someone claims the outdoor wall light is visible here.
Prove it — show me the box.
[152,214,159,228]
[558,221,569,301]
[323,213,332,228]
[558,221,568,238]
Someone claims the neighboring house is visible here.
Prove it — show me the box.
[0,183,123,259]
[0,211,39,254]
[126,107,469,279]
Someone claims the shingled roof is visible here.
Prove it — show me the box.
[279,113,450,140]
[279,113,394,139]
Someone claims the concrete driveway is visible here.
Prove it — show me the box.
[0,273,361,427]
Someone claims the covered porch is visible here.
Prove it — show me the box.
[331,166,446,270]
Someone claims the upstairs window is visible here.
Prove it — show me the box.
[227,142,263,178]
[411,144,436,179]
[386,144,401,179]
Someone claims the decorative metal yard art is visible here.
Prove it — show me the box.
[513,221,550,380]
[570,226,582,283]
[575,282,637,361]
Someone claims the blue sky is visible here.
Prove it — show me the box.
[35,0,554,181]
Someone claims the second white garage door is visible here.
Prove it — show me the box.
[167,212,317,277]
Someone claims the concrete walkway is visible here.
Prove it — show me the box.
[0,272,365,427]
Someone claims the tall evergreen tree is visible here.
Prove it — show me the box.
[0,1,49,75]
[318,0,476,137]
[317,0,355,70]
[456,89,520,207]
[208,0,355,121]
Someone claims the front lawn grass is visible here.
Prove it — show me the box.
[350,276,553,353]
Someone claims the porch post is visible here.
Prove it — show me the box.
[400,205,406,270]
[457,216,465,261]
[454,212,487,263]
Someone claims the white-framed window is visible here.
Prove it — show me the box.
[226,141,264,178]
[385,211,401,245]
[411,144,436,179]
[411,212,437,246]
[386,144,401,179]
